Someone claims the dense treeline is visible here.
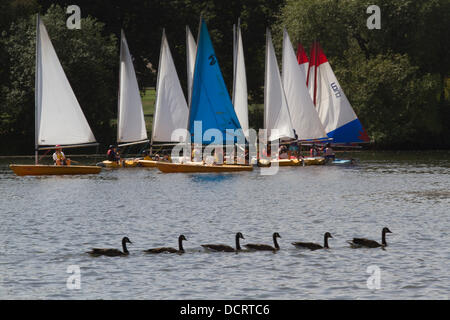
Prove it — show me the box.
[0,0,448,155]
[275,0,450,149]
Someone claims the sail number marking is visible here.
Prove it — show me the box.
[330,82,341,98]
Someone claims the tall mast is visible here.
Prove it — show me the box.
[117,30,124,145]
[150,28,166,155]
[313,41,318,107]
[35,14,40,164]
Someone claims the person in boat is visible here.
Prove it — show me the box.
[261,144,271,158]
[288,130,300,159]
[214,146,224,164]
[236,146,248,164]
[192,144,202,162]
[53,145,70,165]
[141,150,151,160]
[107,145,121,163]
[323,143,335,161]
[278,145,289,159]
[310,144,319,157]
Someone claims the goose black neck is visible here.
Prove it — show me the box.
[273,234,280,250]
[178,237,184,252]
[382,230,387,246]
[235,234,241,250]
[122,240,129,254]
[324,234,329,248]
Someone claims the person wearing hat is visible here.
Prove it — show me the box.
[107,145,121,163]
[53,145,70,165]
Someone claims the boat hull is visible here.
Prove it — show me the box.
[156,162,253,173]
[137,160,158,167]
[10,164,102,176]
[257,159,302,167]
[303,157,326,165]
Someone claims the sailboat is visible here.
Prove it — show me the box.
[156,19,252,173]
[10,14,101,176]
[282,30,327,166]
[138,29,189,168]
[258,28,303,167]
[232,19,249,139]
[101,30,149,168]
[308,42,369,144]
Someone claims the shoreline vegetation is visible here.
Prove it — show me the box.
[1,1,449,155]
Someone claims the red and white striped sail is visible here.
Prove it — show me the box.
[308,42,369,143]
[296,43,309,80]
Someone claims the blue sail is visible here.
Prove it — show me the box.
[188,20,243,145]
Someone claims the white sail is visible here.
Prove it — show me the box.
[232,22,249,138]
[152,30,189,142]
[307,42,316,103]
[186,26,197,106]
[282,29,327,140]
[36,15,96,147]
[264,29,295,141]
[117,30,147,144]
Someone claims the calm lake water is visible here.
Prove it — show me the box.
[0,151,449,299]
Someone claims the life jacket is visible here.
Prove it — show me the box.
[107,149,117,161]
[55,152,65,160]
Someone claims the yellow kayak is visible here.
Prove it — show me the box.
[10,164,101,176]
[157,162,253,173]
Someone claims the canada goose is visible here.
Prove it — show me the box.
[144,235,187,254]
[245,232,281,251]
[347,227,392,248]
[87,237,132,257]
[201,232,245,252]
[292,232,333,250]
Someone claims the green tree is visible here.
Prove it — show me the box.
[276,0,450,148]
[0,5,118,154]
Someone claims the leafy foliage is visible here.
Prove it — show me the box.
[276,0,449,148]
[0,4,117,154]
[0,0,449,153]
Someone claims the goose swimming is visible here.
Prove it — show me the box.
[201,232,245,252]
[245,232,281,251]
[347,227,392,248]
[144,234,187,254]
[292,232,333,250]
[87,237,132,257]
